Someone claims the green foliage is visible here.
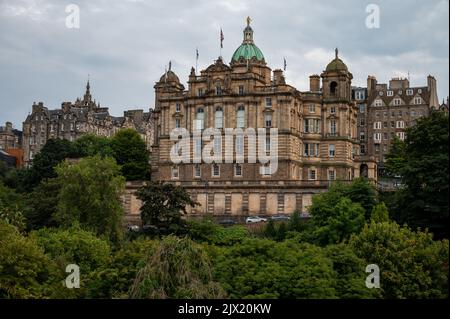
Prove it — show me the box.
[264,220,277,239]
[349,221,449,298]
[32,225,110,273]
[0,206,26,232]
[385,136,406,176]
[87,238,156,298]
[74,134,113,158]
[129,236,225,299]
[23,178,61,230]
[20,138,80,191]
[111,129,150,181]
[211,238,338,298]
[324,244,380,299]
[0,220,55,298]
[187,218,248,245]
[136,181,197,236]
[309,179,378,221]
[311,197,365,245]
[385,111,449,237]
[0,182,24,210]
[54,156,125,243]
[370,202,389,223]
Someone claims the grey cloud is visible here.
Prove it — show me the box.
[0,0,448,128]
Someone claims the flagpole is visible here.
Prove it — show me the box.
[196,47,198,75]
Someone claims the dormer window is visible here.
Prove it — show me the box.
[393,98,402,106]
[387,90,393,96]
[414,97,422,105]
[406,89,413,96]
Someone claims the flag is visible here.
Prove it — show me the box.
[220,29,224,48]
[283,58,287,71]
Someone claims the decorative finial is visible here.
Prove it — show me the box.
[246,16,252,26]
[335,48,338,59]
[168,60,172,71]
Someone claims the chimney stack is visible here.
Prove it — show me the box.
[309,74,320,92]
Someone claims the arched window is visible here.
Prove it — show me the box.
[215,107,223,129]
[330,81,338,95]
[196,108,204,130]
[236,105,245,128]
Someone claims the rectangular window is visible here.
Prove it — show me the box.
[171,166,179,179]
[330,120,337,135]
[304,143,309,157]
[359,104,365,113]
[373,122,381,130]
[387,90,393,96]
[383,132,388,140]
[396,132,406,141]
[360,144,366,154]
[265,114,272,128]
[176,103,181,112]
[198,88,204,96]
[265,98,272,107]
[329,144,335,157]
[304,119,310,133]
[374,100,382,107]
[393,98,401,106]
[308,169,316,180]
[406,89,413,96]
[235,164,242,176]
[212,164,220,177]
[236,136,244,155]
[374,133,381,142]
[175,118,181,128]
[396,121,405,128]
[309,104,316,113]
[216,86,222,95]
[328,170,335,181]
[383,121,388,128]
[414,97,422,104]
[360,118,365,126]
[360,132,365,141]
[330,107,336,114]
[239,85,244,95]
[194,165,201,178]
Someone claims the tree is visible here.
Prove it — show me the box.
[312,197,366,245]
[349,221,449,298]
[264,220,277,239]
[211,238,338,298]
[0,220,55,298]
[111,129,150,181]
[54,156,125,242]
[370,202,389,223]
[385,111,449,238]
[136,181,197,236]
[129,236,224,299]
[74,134,113,158]
[19,138,79,191]
[87,238,156,298]
[309,179,378,222]
[384,136,406,176]
[23,178,61,230]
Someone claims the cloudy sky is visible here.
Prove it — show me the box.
[0,0,448,128]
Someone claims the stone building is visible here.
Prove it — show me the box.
[22,81,154,166]
[150,19,375,218]
[362,75,439,175]
[0,121,22,150]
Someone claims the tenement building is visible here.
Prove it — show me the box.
[151,19,376,217]
[22,81,154,166]
[359,75,440,175]
[0,121,22,150]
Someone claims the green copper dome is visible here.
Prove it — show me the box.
[326,48,348,72]
[232,43,265,62]
[231,18,265,63]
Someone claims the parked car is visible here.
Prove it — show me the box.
[218,219,236,226]
[245,216,267,224]
[270,215,290,221]
[127,225,140,232]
